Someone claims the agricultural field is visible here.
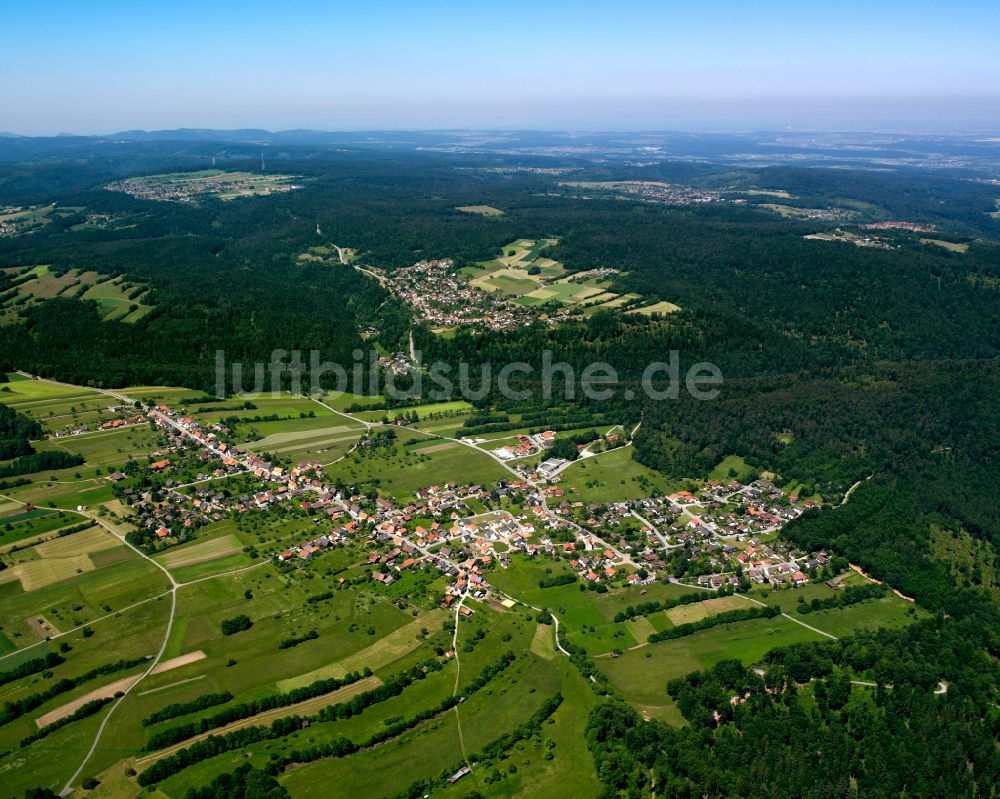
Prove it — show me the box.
[0,265,153,323]
[105,169,302,203]
[34,425,160,465]
[626,299,681,315]
[0,529,170,652]
[0,508,86,550]
[746,576,926,637]
[457,238,676,317]
[0,375,954,797]
[352,399,473,423]
[0,372,108,408]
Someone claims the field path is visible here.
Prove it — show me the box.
[737,593,838,640]
[451,591,470,766]
[840,474,872,505]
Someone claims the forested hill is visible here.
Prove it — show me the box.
[2,149,998,387]
[634,358,1000,608]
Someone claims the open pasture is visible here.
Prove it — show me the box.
[322,429,507,500]
[121,386,210,403]
[599,615,826,708]
[920,237,969,253]
[0,553,96,591]
[144,569,418,708]
[3,476,116,511]
[243,421,358,447]
[188,395,326,424]
[0,509,85,550]
[34,526,119,558]
[276,610,446,691]
[278,653,562,799]
[557,447,680,503]
[0,375,103,405]
[354,399,473,423]
[709,453,757,483]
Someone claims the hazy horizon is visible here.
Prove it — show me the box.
[3,0,1000,136]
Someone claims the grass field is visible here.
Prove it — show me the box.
[920,237,969,253]
[0,509,85,549]
[277,610,446,691]
[600,615,826,708]
[354,399,473,423]
[708,454,757,483]
[34,526,119,559]
[456,204,505,216]
[3,477,116,511]
[627,300,681,315]
[155,534,246,571]
[748,579,925,638]
[0,375,104,404]
[557,447,680,503]
[664,594,751,625]
[321,429,507,500]
[276,631,578,799]
[0,553,97,591]
[35,425,160,466]
[243,421,364,464]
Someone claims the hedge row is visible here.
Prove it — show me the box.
[0,656,146,727]
[20,695,116,747]
[0,652,65,688]
[647,605,782,644]
[140,653,516,786]
[144,668,370,750]
[142,691,234,727]
[613,585,735,623]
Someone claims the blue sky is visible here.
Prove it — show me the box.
[3,0,999,134]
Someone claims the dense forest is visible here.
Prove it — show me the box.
[587,618,1000,799]
[0,401,42,459]
[1,148,998,390]
[0,402,82,476]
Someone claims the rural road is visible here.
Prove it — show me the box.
[737,592,838,640]
[451,590,470,764]
[840,475,872,506]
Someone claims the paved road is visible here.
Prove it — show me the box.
[630,509,680,556]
